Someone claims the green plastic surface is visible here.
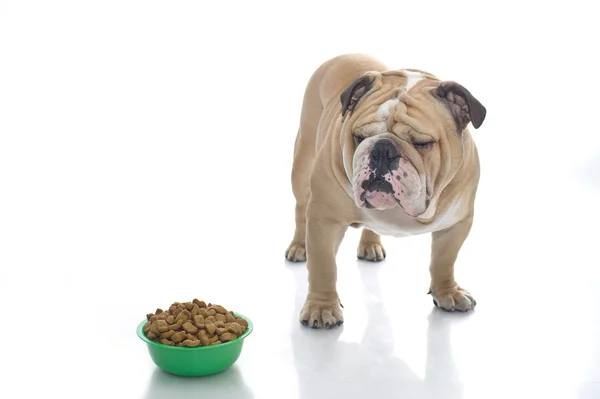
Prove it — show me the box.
[137,313,253,376]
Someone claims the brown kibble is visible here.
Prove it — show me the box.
[168,320,182,330]
[193,315,205,328]
[225,313,235,323]
[211,305,228,315]
[235,317,248,329]
[173,308,183,318]
[166,315,174,324]
[191,304,200,317]
[150,322,159,335]
[216,327,228,335]
[146,313,154,321]
[160,330,176,340]
[169,305,177,313]
[171,331,187,343]
[206,316,216,323]
[186,333,197,341]
[193,299,207,308]
[155,308,163,315]
[205,320,216,336]
[209,340,222,346]
[184,302,193,311]
[227,322,243,335]
[160,338,174,346]
[143,321,152,333]
[149,315,157,323]
[157,312,168,320]
[209,334,219,343]
[220,332,237,342]
[156,320,169,333]
[175,310,191,324]
[208,309,216,316]
[198,308,209,318]
[215,321,225,328]
[175,342,183,347]
[147,331,158,340]
[198,330,210,346]
[177,303,185,310]
[183,339,201,347]
[215,314,226,323]
[182,321,198,334]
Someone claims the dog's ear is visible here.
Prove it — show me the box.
[341,73,375,117]
[432,81,486,130]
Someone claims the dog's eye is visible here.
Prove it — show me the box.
[354,136,365,145]
[413,141,435,149]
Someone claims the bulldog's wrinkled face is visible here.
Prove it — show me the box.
[339,70,486,217]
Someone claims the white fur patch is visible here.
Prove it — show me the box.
[403,70,424,92]
[377,99,399,120]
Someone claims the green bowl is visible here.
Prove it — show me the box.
[137,313,253,377]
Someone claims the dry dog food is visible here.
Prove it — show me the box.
[143,299,248,347]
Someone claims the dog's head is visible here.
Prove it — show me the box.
[339,70,486,217]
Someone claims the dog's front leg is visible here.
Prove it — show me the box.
[300,201,348,329]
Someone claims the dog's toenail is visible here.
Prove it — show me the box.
[325,322,330,329]
[301,320,308,325]
[312,320,318,328]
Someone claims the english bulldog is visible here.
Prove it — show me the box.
[285,54,486,328]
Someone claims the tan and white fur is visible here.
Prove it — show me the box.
[285,54,487,329]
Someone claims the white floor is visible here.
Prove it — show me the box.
[2,1,599,398]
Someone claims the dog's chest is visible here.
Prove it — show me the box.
[361,199,466,237]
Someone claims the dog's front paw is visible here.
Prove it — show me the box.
[285,242,306,262]
[299,298,343,329]
[357,242,386,262]
[430,286,476,312]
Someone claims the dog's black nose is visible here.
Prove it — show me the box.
[370,139,399,175]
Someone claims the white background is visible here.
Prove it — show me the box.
[1,1,599,398]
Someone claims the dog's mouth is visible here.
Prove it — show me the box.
[360,179,397,210]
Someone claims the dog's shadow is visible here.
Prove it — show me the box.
[289,261,465,399]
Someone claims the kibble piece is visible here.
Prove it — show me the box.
[175,310,191,324]
[157,312,168,320]
[155,308,163,315]
[198,330,210,346]
[235,317,248,329]
[182,321,198,334]
[160,330,176,340]
[216,327,228,335]
[156,320,169,333]
[175,342,183,347]
[211,305,228,315]
[206,316,216,323]
[220,332,237,342]
[160,338,174,346]
[171,331,187,343]
[147,331,158,340]
[143,321,152,334]
[183,339,201,347]
[193,299,207,308]
[166,315,175,324]
[225,313,235,323]
[173,308,183,318]
[215,314,226,323]
[149,315,157,323]
[214,321,225,328]
[146,313,154,321]
[177,303,186,310]
[226,322,243,335]
[168,321,182,331]
[191,304,200,317]
[150,322,160,335]
[208,309,216,316]
[209,340,222,346]
[192,315,205,328]
[209,334,219,344]
[205,320,216,336]
[198,308,209,318]
[169,305,177,313]
[186,333,197,341]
